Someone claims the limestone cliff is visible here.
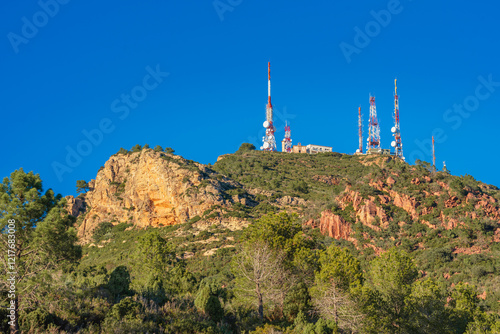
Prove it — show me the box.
[69,149,242,242]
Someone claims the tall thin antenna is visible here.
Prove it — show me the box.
[367,96,381,153]
[261,62,277,151]
[391,79,404,159]
[358,106,363,153]
[432,136,436,172]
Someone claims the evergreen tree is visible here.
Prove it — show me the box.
[0,169,81,333]
[363,248,418,333]
[131,144,142,152]
[76,180,89,193]
[138,231,176,273]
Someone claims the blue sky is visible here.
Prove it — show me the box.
[2,0,499,196]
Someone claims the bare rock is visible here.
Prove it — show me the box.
[76,150,236,243]
[276,196,307,206]
[66,195,86,217]
[313,175,340,185]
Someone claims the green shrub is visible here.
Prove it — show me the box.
[107,265,132,299]
[237,143,256,152]
[117,147,129,155]
[189,215,202,224]
[20,308,55,332]
[194,285,224,322]
[93,222,114,243]
[292,180,309,194]
[130,144,142,152]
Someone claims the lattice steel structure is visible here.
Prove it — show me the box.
[391,79,404,159]
[282,121,292,152]
[367,96,381,153]
[261,62,277,151]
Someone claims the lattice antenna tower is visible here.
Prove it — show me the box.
[391,79,404,159]
[282,121,292,152]
[366,96,381,152]
[261,62,277,151]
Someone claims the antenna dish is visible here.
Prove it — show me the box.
[356,149,360,153]
[263,142,270,149]
[391,141,396,147]
[391,127,396,133]
[263,121,270,128]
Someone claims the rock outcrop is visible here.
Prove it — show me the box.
[65,195,86,216]
[69,150,238,242]
[339,188,389,228]
[389,190,419,220]
[305,210,353,240]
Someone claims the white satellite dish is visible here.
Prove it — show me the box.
[356,149,360,153]
[391,141,396,147]
[391,127,396,133]
[263,121,270,128]
[263,142,270,149]
[367,138,370,142]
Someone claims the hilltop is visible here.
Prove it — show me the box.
[68,146,500,310]
[6,144,499,333]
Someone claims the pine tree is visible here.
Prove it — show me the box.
[0,169,81,333]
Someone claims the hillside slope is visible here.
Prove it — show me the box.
[213,149,500,311]
[70,146,500,318]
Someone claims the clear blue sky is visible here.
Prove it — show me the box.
[2,1,500,196]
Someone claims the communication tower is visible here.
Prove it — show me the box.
[282,121,292,152]
[261,62,277,151]
[432,136,436,172]
[391,79,404,159]
[366,96,381,153]
[356,106,363,154]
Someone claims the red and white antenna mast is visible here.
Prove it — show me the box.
[432,135,436,172]
[261,62,277,151]
[391,79,404,159]
[357,106,363,154]
[282,121,292,152]
[367,96,381,153]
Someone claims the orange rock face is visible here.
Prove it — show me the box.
[305,211,352,240]
[356,200,388,230]
[70,150,233,242]
[494,229,500,243]
[339,188,389,229]
[445,196,460,208]
[475,194,500,219]
[389,190,419,220]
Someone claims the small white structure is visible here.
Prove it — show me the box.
[306,144,333,154]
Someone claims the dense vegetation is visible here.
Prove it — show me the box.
[1,144,500,333]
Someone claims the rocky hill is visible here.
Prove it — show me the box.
[214,150,500,244]
[71,147,500,255]
[68,148,308,243]
[53,145,500,332]
[69,150,241,242]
